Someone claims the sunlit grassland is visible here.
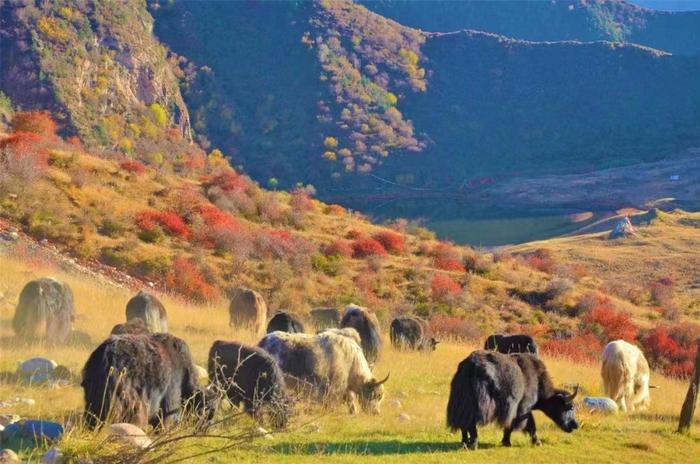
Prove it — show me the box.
[1,253,700,463]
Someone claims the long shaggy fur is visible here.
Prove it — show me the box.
[12,278,74,345]
[81,333,211,429]
[484,334,539,356]
[602,340,650,412]
[310,307,341,329]
[125,291,168,333]
[229,287,267,336]
[266,311,305,334]
[208,340,290,429]
[340,304,382,364]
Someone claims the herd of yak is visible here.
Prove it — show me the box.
[10,277,654,450]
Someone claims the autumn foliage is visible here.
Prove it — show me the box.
[582,305,638,342]
[372,230,405,254]
[166,257,220,303]
[430,274,461,301]
[540,333,603,364]
[352,237,387,258]
[135,210,190,239]
[323,239,354,258]
[434,256,466,272]
[11,111,58,139]
[119,159,147,175]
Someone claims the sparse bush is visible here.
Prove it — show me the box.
[324,204,346,216]
[429,315,481,341]
[434,256,466,272]
[649,277,675,306]
[119,159,147,175]
[11,111,57,138]
[523,248,556,273]
[582,305,637,342]
[135,210,190,240]
[540,332,603,363]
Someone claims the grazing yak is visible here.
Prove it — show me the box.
[484,334,539,356]
[266,311,305,334]
[340,304,382,364]
[110,318,150,336]
[208,341,290,429]
[125,291,168,333]
[390,316,438,352]
[601,340,651,412]
[82,333,217,429]
[447,351,579,450]
[309,307,341,329]
[229,287,267,336]
[317,327,362,346]
[12,278,75,345]
[259,331,389,414]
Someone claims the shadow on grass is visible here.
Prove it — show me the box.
[272,440,488,455]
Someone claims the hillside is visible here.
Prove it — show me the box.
[362,0,700,56]
[2,252,699,462]
[149,0,700,218]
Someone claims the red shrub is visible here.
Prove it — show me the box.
[119,160,147,175]
[11,111,58,139]
[540,332,603,363]
[166,257,220,303]
[196,204,243,249]
[203,170,250,193]
[346,229,366,240]
[0,131,48,168]
[323,239,354,258]
[372,230,405,254]
[649,277,675,305]
[642,323,700,377]
[352,237,387,258]
[434,257,466,272]
[430,274,461,301]
[582,305,638,342]
[135,210,190,239]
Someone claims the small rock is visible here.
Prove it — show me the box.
[4,420,64,443]
[256,426,273,440]
[193,365,208,383]
[108,423,151,449]
[398,413,411,423]
[388,399,402,408]
[41,447,64,464]
[0,449,20,464]
[0,415,20,427]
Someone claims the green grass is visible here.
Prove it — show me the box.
[1,253,700,463]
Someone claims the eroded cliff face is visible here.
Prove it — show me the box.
[0,0,191,151]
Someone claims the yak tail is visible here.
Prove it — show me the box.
[602,356,630,403]
[447,360,496,431]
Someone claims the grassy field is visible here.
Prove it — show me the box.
[2,253,700,463]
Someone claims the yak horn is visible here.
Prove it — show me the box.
[375,372,390,386]
[569,384,579,400]
[649,385,660,389]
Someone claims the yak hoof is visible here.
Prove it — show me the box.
[464,441,477,451]
[501,440,512,447]
[533,439,542,447]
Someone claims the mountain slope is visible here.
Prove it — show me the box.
[362,0,700,56]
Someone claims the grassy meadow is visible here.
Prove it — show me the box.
[1,253,700,463]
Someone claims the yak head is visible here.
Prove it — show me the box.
[359,372,390,414]
[539,386,579,433]
[421,337,439,352]
[191,385,221,426]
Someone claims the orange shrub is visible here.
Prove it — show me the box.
[195,204,243,249]
[582,305,638,342]
[203,169,250,193]
[324,204,346,216]
[524,248,556,273]
[540,333,603,363]
[372,230,405,254]
[11,111,58,139]
[434,256,466,272]
[429,315,481,341]
[430,274,461,301]
[290,188,315,212]
[0,132,49,169]
[166,257,220,303]
[119,159,147,175]
[352,237,387,258]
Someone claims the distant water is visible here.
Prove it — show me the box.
[428,214,591,247]
[630,1,700,11]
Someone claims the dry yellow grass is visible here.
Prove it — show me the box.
[2,251,700,462]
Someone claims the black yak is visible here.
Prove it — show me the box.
[81,333,217,429]
[208,341,290,429]
[229,287,267,336]
[12,278,75,345]
[266,311,305,334]
[484,334,539,356]
[259,331,389,414]
[447,351,578,450]
[125,291,168,333]
[340,304,382,364]
[390,316,438,351]
[309,307,341,329]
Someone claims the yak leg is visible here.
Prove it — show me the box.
[346,391,358,415]
[525,413,541,446]
[462,423,478,450]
